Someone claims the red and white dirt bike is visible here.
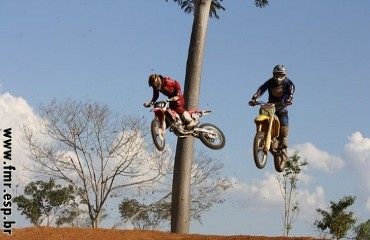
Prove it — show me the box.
[250,101,288,172]
[148,99,226,151]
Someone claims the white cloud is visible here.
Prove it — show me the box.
[297,172,314,186]
[297,186,326,218]
[343,132,370,178]
[227,172,327,223]
[0,92,43,187]
[289,132,370,217]
[229,172,282,210]
[0,92,39,129]
[290,142,345,173]
[342,132,370,213]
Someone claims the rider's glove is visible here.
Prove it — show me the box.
[143,101,153,108]
[168,96,179,102]
[248,100,257,106]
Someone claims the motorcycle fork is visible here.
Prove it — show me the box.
[264,117,274,153]
[155,112,166,132]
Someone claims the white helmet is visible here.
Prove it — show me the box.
[273,65,287,84]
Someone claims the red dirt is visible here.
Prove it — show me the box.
[2,227,326,240]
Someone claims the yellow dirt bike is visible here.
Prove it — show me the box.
[250,101,288,172]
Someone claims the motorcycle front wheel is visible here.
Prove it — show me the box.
[151,118,165,151]
[198,123,226,150]
[253,131,268,169]
[273,148,287,173]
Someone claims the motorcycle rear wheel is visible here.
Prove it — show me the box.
[273,148,287,172]
[253,131,268,169]
[151,118,165,151]
[198,123,226,150]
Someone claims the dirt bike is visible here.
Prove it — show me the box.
[250,101,288,172]
[148,99,226,151]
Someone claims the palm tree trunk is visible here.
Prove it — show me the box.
[171,0,211,234]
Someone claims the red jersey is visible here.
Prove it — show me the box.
[150,77,186,115]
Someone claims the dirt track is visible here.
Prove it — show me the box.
[2,227,326,240]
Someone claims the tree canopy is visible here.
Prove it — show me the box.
[166,0,269,18]
[315,195,357,239]
[13,179,78,226]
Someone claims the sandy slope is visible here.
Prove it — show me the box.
[2,227,326,240]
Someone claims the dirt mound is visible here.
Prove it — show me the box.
[2,227,325,240]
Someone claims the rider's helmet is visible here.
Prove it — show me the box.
[148,74,162,90]
[272,65,287,84]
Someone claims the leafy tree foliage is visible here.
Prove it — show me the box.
[13,179,78,226]
[277,152,308,236]
[314,195,357,239]
[355,219,370,240]
[119,198,171,230]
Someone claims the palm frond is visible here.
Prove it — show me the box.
[166,0,226,18]
[255,0,269,8]
[210,1,225,19]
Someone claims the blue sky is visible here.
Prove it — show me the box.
[1,0,370,237]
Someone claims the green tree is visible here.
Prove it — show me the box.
[277,152,308,236]
[355,219,370,240]
[167,0,269,233]
[314,195,357,239]
[13,179,78,226]
[119,198,171,230]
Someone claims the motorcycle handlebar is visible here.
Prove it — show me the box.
[249,101,289,107]
[153,97,180,105]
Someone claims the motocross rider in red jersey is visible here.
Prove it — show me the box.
[248,65,295,148]
[144,74,196,131]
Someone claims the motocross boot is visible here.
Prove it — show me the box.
[271,139,278,150]
[181,111,196,130]
[280,126,289,148]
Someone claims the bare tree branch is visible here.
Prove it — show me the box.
[22,99,172,228]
